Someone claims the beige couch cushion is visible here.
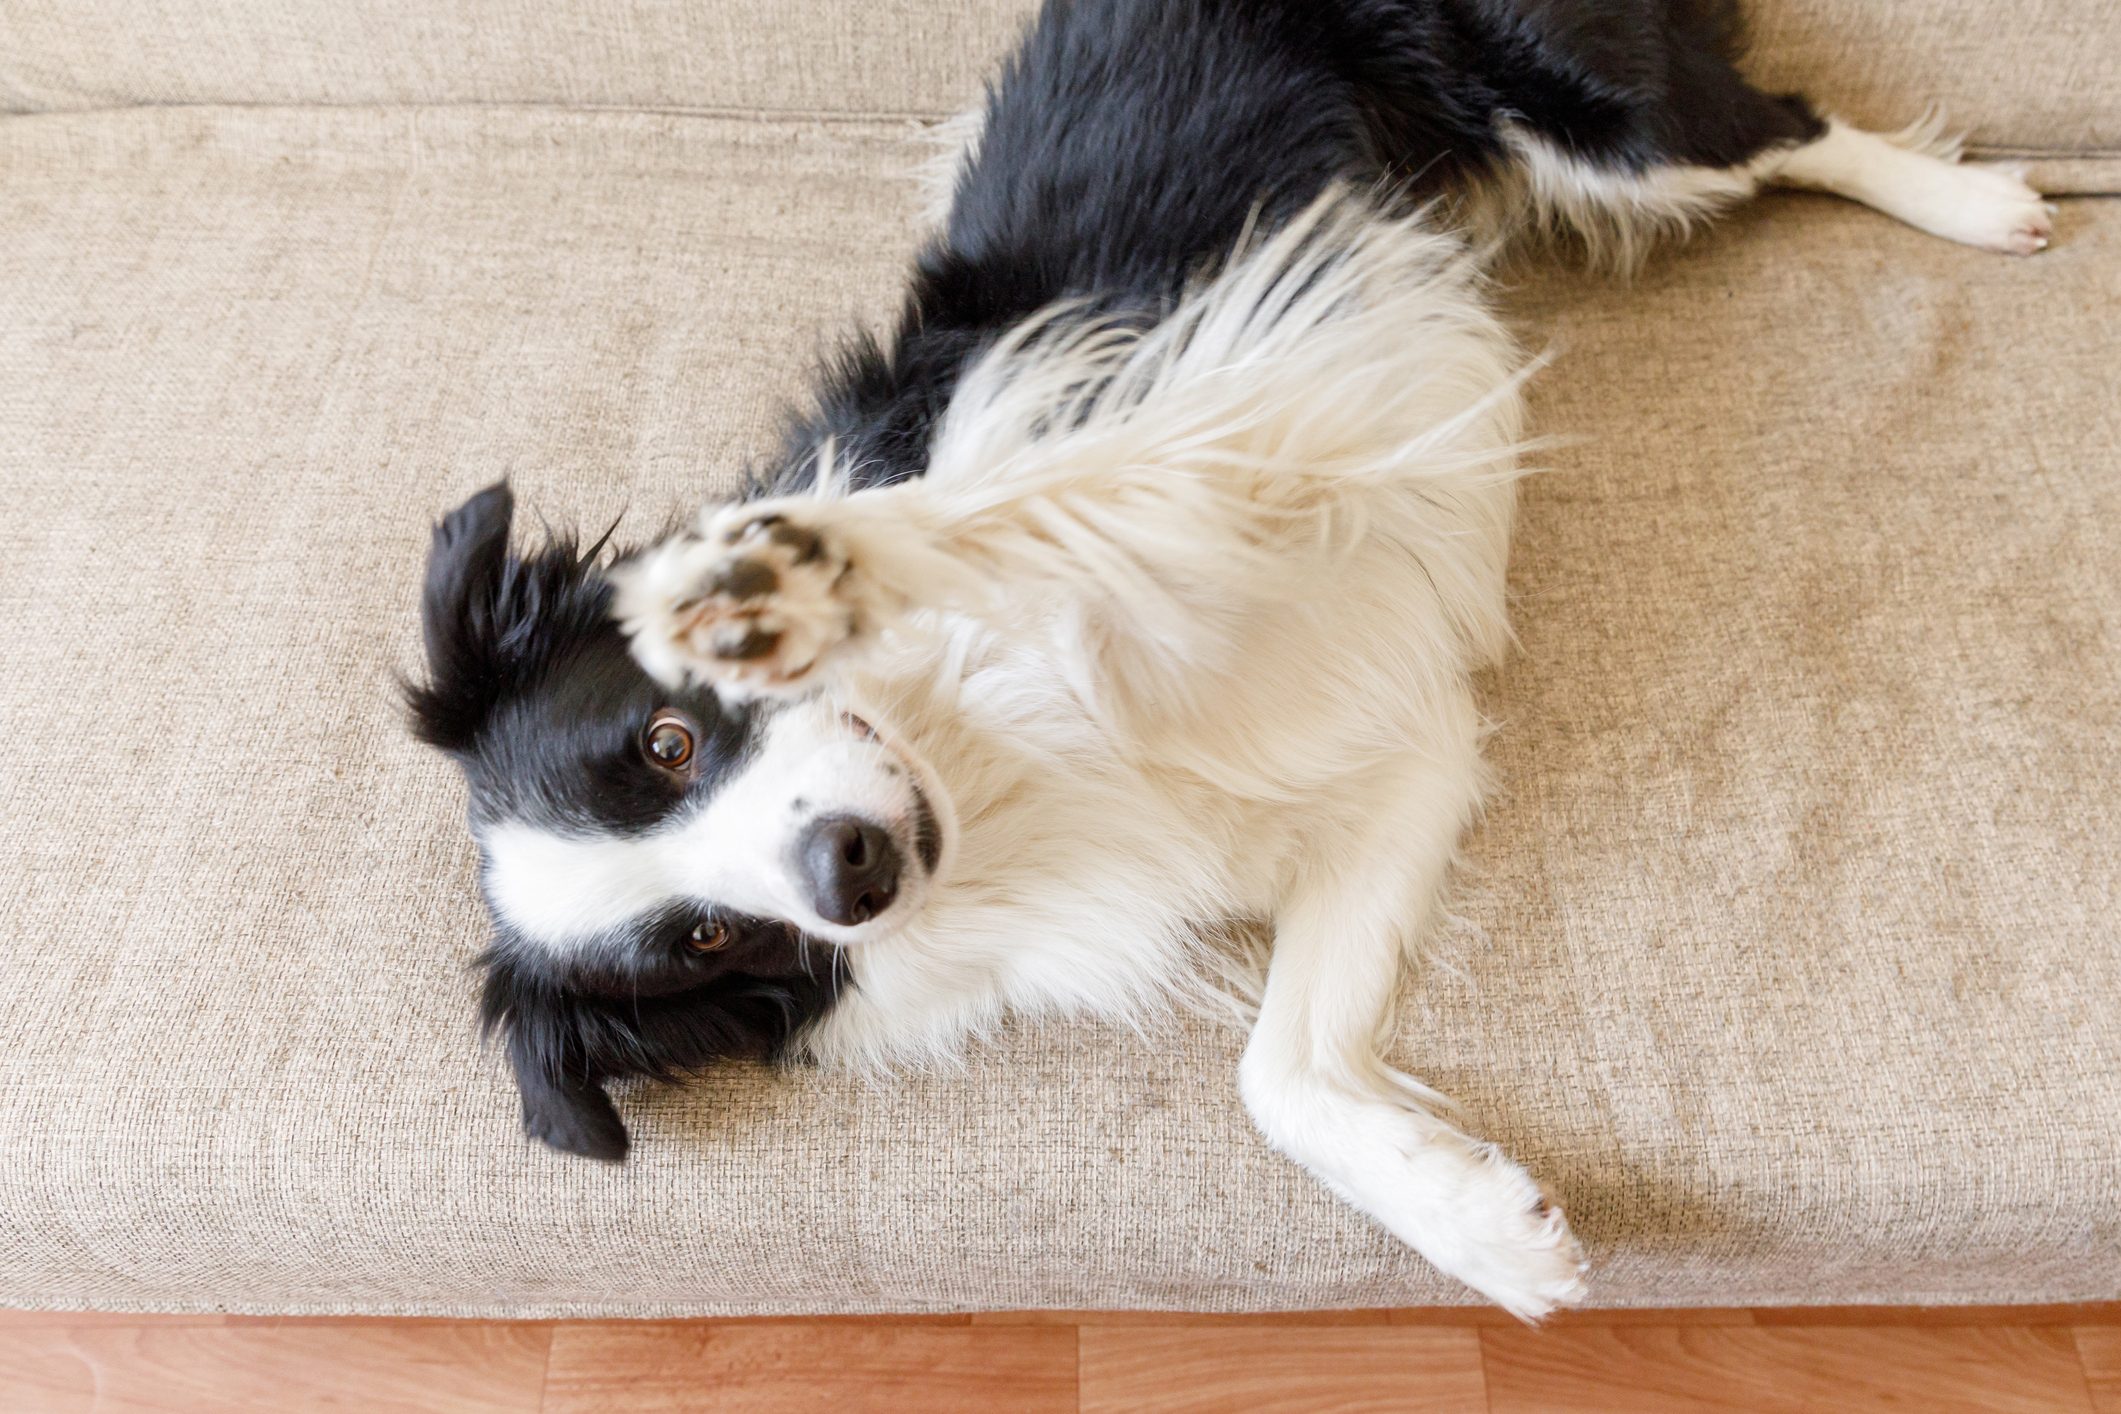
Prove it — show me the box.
[1,103,2115,1314]
[2,0,2118,167]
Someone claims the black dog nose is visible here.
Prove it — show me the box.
[795,815,902,926]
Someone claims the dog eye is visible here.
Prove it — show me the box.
[643,713,696,771]
[687,920,730,953]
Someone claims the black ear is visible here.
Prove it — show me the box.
[506,1023,631,1163]
[473,945,848,1164]
[480,959,631,1163]
[406,482,517,753]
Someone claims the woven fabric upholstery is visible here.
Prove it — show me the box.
[1,0,2118,166]
[1,101,2115,1314]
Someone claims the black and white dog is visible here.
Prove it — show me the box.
[408,0,2048,1317]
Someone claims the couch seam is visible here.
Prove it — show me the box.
[2,100,2118,190]
[0,99,2114,160]
[12,96,2121,148]
[0,98,956,126]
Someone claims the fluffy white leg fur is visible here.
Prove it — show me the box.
[1239,707,1586,1320]
[1470,121,1774,271]
[1766,116,2054,255]
[915,105,988,232]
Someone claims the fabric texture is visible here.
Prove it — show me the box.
[1,0,2118,167]
[1,99,2115,1315]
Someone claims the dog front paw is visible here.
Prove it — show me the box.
[1343,1122,1587,1321]
[1451,1168,1589,1322]
[615,501,857,697]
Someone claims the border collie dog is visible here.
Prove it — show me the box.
[409,0,2047,1317]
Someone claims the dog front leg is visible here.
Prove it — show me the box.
[1240,695,1587,1320]
[614,466,1256,699]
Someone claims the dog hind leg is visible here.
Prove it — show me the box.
[1763,117,2053,255]
[1445,0,2049,261]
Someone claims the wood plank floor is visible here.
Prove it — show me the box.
[1,1304,2113,1412]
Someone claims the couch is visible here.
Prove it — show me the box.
[2,0,2116,1315]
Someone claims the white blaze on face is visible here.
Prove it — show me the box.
[479,698,933,957]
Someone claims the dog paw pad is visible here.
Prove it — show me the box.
[615,503,857,696]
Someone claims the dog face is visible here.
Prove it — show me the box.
[406,483,944,1160]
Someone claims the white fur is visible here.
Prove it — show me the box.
[1464,121,1780,270]
[915,105,988,231]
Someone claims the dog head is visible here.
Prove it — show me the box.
[405,483,944,1160]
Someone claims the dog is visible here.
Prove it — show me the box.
[406,0,2049,1318]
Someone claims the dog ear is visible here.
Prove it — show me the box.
[479,956,632,1163]
[475,941,847,1164]
[406,481,519,753]
[505,1018,631,1163]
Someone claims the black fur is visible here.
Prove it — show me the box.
[411,0,1823,1161]
[479,918,844,1163]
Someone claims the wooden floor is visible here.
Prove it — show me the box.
[2,1303,2115,1412]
